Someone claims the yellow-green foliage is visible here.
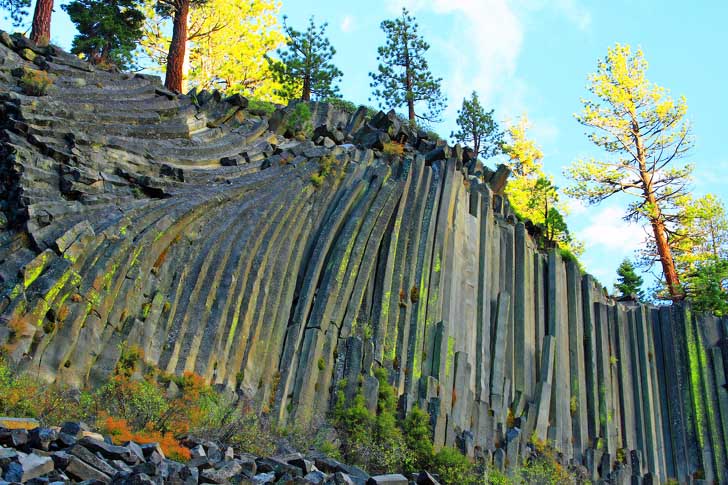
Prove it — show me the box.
[310,172,325,187]
[311,155,341,189]
[19,69,52,96]
[382,141,405,158]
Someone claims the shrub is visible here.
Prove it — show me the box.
[401,406,434,472]
[310,173,324,187]
[0,355,91,425]
[431,446,475,484]
[248,98,277,116]
[99,414,191,461]
[382,141,405,158]
[286,102,314,140]
[19,69,52,96]
[325,97,358,114]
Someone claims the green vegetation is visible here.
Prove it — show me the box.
[369,7,446,124]
[63,0,145,70]
[565,43,692,299]
[18,69,52,96]
[286,102,314,140]
[615,258,644,300]
[247,98,278,116]
[452,91,503,160]
[269,16,342,101]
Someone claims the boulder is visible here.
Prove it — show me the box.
[199,459,243,484]
[16,453,55,482]
[416,471,441,485]
[367,474,408,485]
[64,456,112,483]
[0,418,39,431]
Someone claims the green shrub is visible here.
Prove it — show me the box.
[325,97,358,114]
[286,102,314,140]
[310,173,324,187]
[19,69,52,96]
[431,446,475,484]
[248,98,277,116]
[402,406,434,471]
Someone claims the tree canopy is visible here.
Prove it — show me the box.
[369,7,446,124]
[63,0,145,70]
[615,259,645,300]
[451,91,502,160]
[268,15,342,102]
[139,0,283,99]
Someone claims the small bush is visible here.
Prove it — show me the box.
[382,141,405,158]
[19,69,52,96]
[431,446,475,484]
[325,97,358,114]
[310,173,324,187]
[286,102,314,140]
[248,98,277,116]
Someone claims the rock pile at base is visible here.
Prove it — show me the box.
[0,421,425,485]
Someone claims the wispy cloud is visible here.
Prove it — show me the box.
[580,205,646,252]
[340,15,356,33]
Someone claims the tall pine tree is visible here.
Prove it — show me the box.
[268,16,342,101]
[615,258,644,300]
[369,7,446,124]
[156,0,209,92]
[451,91,502,159]
[565,44,693,299]
[63,0,144,69]
[1,0,53,45]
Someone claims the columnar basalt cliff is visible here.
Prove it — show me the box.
[0,33,726,484]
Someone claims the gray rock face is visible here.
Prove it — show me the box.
[0,30,726,485]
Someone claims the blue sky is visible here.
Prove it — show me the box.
[3,1,728,291]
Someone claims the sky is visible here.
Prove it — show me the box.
[3,1,728,291]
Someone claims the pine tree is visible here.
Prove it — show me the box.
[369,7,446,124]
[0,0,53,45]
[268,16,342,102]
[156,0,209,92]
[565,44,693,299]
[29,0,51,44]
[63,0,144,70]
[451,91,502,159]
[615,259,644,300]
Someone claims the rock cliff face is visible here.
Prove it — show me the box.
[0,33,726,484]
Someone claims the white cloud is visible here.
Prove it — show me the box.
[340,15,355,33]
[580,206,646,252]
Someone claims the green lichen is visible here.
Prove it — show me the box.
[685,309,705,448]
[381,291,391,318]
[433,252,441,273]
[445,336,455,378]
[23,252,50,288]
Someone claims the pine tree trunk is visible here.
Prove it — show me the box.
[30,0,53,46]
[165,0,190,93]
[650,214,682,299]
[633,123,682,299]
[302,75,311,101]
